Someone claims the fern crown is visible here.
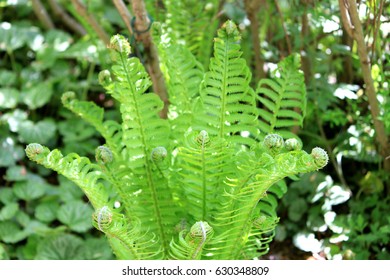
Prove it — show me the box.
[25,21,327,260]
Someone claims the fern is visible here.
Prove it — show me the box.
[25,21,328,260]
[194,21,259,146]
[256,54,307,139]
[163,0,219,68]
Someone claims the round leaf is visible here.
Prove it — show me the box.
[21,82,53,109]
[18,119,56,145]
[5,165,28,181]
[35,233,87,260]
[0,202,19,221]
[0,88,19,109]
[0,137,24,167]
[0,221,27,244]
[57,201,93,233]
[35,201,59,223]
[13,174,48,201]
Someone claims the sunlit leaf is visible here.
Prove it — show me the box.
[0,137,24,167]
[0,88,19,109]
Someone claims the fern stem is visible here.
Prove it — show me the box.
[201,137,207,220]
[218,37,229,138]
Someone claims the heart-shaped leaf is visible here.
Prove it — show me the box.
[57,201,93,233]
[18,119,56,144]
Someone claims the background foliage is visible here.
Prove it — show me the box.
[0,0,389,259]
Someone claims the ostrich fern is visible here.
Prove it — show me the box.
[25,21,328,260]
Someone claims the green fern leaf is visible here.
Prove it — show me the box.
[195,21,259,146]
[256,54,306,139]
[101,35,180,257]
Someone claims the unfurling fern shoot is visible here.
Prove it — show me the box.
[25,20,328,260]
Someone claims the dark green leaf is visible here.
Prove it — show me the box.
[0,221,27,243]
[57,201,93,233]
[0,188,17,204]
[35,201,59,223]
[0,202,19,221]
[13,174,49,201]
[18,119,56,144]
[35,233,87,260]
[5,165,28,181]
[21,82,53,109]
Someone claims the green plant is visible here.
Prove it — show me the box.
[25,21,328,260]
[0,3,113,259]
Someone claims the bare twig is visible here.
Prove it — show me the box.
[47,0,86,36]
[71,0,110,45]
[31,0,55,29]
[338,0,355,38]
[370,0,384,62]
[273,0,292,55]
[339,0,390,174]
[113,0,133,36]
[244,0,266,80]
[130,0,169,119]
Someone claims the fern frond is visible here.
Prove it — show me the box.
[195,21,259,146]
[155,36,204,144]
[25,144,109,209]
[92,206,161,260]
[100,35,179,257]
[61,92,123,155]
[256,54,306,139]
[169,221,214,260]
[163,0,219,68]
[174,131,233,224]
[208,135,328,259]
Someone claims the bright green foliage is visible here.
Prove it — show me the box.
[256,54,306,139]
[25,21,327,260]
[163,0,219,68]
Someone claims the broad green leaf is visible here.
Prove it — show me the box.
[0,137,24,167]
[0,243,9,260]
[18,119,56,144]
[84,237,114,260]
[57,201,93,233]
[35,201,59,223]
[5,165,28,181]
[21,82,53,109]
[57,176,84,202]
[35,233,87,260]
[0,187,17,204]
[13,174,49,201]
[19,235,39,260]
[0,88,19,109]
[0,221,27,243]
[0,202,18,221]
[0,23,42,51]
[23,220,50,235]
[288,198,308,222]
[15,211,30,227]
[0,70,17,86]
